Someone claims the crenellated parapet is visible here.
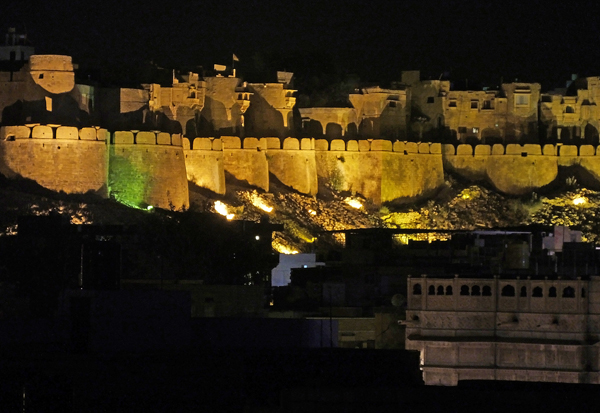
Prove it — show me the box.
[0,124,109,196]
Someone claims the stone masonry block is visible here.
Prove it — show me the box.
[543,144,556,156]
[580,145,595,156]
[347,140,359,152]
[474,145,491,156]
[315,139,328,151]
[181,138,191,150]
[172,134,182,146]
[330,140,345,151]
[394,141,406,153]
[492,144,504,155]
[457,144,473,156]
[262,137,281,149]
[136,131,156,145]
[32,125,53,139]
[358,140,370,152]
[221,136,241,149]
[79,128,96,141]
[157,133,171,145]
[114,131,134,144]
[192,138,212,150]
[301,138,314,150]
[97,129,109,141]
[418,142,430,154]
[283,138,300,150]
[560,145,577,157]
[405,142,418,153]
[243,138,260,149]
[212,138,222,151]
[56,126,78,140]
[523,144,542,155]
[430,143,442,154]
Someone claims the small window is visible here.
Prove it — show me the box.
[427,97,434,104]
[472,127,479,134]
[471,285,481,296]
[515,94,530,106]
[448,100,457,108]
[482,286,492,296]
[437,285,444,295]
[389,101,397,108]
[413,284,422,295]
[565,106,575,114]
[482,100,493,110]
[38,73,44,79]
[428,285,435,295]
[446,286,453,295]
[532,287,543,297]
[501,285,515,297]
[582,288,586,298]
[471,100,478,109]
[563,286,575,298]
[458,127,467,134]
[460,285,470,296]
[549,287,557,297]
[520,286,527,297]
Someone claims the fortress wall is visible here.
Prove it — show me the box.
[315,139,444,204]
[109,131,189,210]
[183,137,226,195]
[444,144,559,195]
[266,138,318,195]
[0,125,108,196]
[219,136,268,191]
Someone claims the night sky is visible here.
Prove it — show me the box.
[4,1,600,90]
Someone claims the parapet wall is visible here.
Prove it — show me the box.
[443,143,600,195]
[109,131,189,210]
[0,125,109,196]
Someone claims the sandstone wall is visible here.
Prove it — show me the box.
[0,125,108,196]
[221,136,269,191]
[183,137,226,195]
[266,137,318,196]
[315,139,444,204]
[108,131,188,210]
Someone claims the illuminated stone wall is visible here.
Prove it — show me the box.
[0,125,108,196]
[108,131,189,210]
[315,139,444,204]
[183,137,226,195]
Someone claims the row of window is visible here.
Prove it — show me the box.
[412,283,584,299]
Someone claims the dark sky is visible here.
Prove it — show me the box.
[4,1,600,89]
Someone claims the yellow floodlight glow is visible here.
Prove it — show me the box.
[461,193,470,200]
[214,201,235,220]
[573,196,587,206]
[344,197,363,209]
[308,209,317,215]
[250,194,273,213]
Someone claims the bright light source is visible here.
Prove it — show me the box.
[255,235,260,240]
[215,201,235,220]
[250,193,273,213]
[344,197,363,209]
[461,193,470,200]
[308,209,317,215]
[573,196,587,205]
[146,205,154,211]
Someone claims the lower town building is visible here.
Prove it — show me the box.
[405,274,600,385]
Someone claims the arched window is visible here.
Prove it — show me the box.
[582,288,586,298]
[563,286,575,298]
[520,286,527,297]
[460,285,470,296]
[437,285,444,295]
[428,285,435,295]
[501,285,515,297]
[471,285,481,296]
[446,286,453,295]
[482,286,492,296]
[412,284,421,295]
[532,287,543,297]
[549,287,557,297]
[565,106,575,114]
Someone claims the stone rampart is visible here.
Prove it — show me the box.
[108,130,189,210]
[0,125,109,196]
[183,137,226,195]
[315,139,444,203]
[265,137,318,196]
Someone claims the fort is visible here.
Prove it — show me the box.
[2,31,600,209]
